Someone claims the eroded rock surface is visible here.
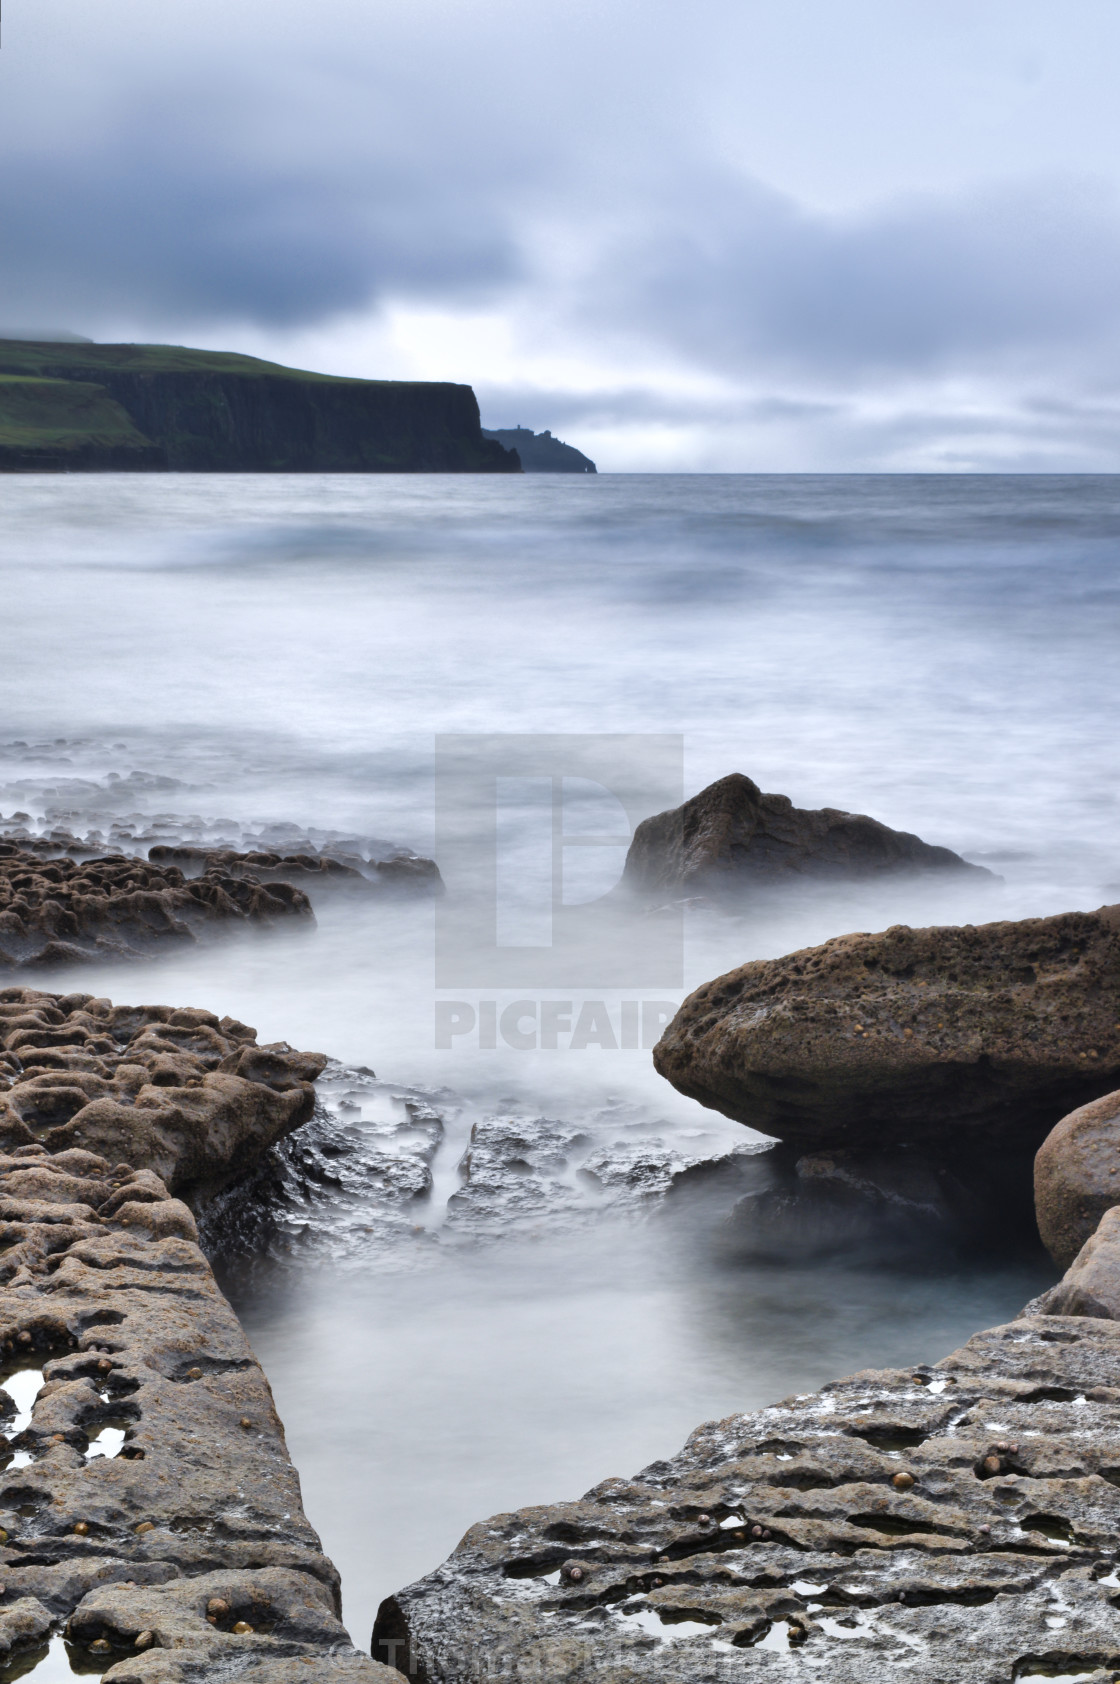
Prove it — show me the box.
[1036,1089,1120,1270]
[654,905,1120,1157]
[378,1312,1120,1681]
[0,844,312,970]
[623,773,989,905]
[201,1067,765,1270]
[0,1147,395,1681]
[147,846,443,899]
[0,988,325,1195]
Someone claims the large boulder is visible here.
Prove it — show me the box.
[1035,1088,1120,1268]
[623,773,989,903]
[654,905,1120,1156]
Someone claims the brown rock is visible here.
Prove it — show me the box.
[1035,1088,1120,1268]
[1028,1205,1120,1315]
[623,772,988,903]
[654,905,1120,1155]
[0,987,324,1194]
[0,1147,390,1680]
[0,843,313,971]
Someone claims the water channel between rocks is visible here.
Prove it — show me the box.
[3,473,1117,1660]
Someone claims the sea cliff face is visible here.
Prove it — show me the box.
[0,342,521,473]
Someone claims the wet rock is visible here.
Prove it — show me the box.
[0,1147,394,1681]
[1036,1089,1120,1269]
[654,904,1120,1157]
[440,1107,765,1245]
[197,1066,447,1266]
[0,843,313,970]
[148,844,443,900]
[623,773,989,904]
[0,988,325,1195]
[723,1147,982,1260]
[442,1114,595,1236]
[378,1312,1120,1681]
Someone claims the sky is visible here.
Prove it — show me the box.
[4,0,1120,470]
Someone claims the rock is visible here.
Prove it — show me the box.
[0,844,313,970]
[0,988,325,1195]
[1026,1205,1120,1318]
[378,1311,1120,1681]
[723,1146,985,1260]
[1035,1089,1120,1269]
[0,1147,393,1681]
[654,905,1120,1157]
[623,773,989,903]
[147,844,444,899]
[481,425,596,473]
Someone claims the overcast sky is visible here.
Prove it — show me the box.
[5,0,1120,469]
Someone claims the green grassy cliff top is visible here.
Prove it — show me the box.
[0,339,438,389]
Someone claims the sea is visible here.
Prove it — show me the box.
[2,471,1118,1652]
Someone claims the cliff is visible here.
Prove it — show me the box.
[0,341,521,473]
[0,375,163,471]
[482,424,596,472]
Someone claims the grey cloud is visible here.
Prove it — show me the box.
[476,384,844,433]
[5,0,1120,429]
[573,171,1120,378]
[0,75,523,329]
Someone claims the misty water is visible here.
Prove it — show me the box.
[3,472,1118,1654]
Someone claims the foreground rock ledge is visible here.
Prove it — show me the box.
[0,988,394,1680]
[654,904,1120,1155]
[378,1313,1120,1681]
[0,1147,395,1681]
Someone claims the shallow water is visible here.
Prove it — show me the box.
[1,472,1116,1649]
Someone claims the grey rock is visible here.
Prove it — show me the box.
[378,1312,1120,1681]
[724,1146,980,1259]
[624,773,988,904]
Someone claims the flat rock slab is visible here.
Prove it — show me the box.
[0,987,325,1194]
[0,1148,395,1681]
[654,904,1120,1155]
[623,773,988,905]
[379,1311,1120,1681]
[0,844,312,969]
[147,845,443,899]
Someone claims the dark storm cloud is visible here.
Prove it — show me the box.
[5,0,1120,406]
[0,92,518,325]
